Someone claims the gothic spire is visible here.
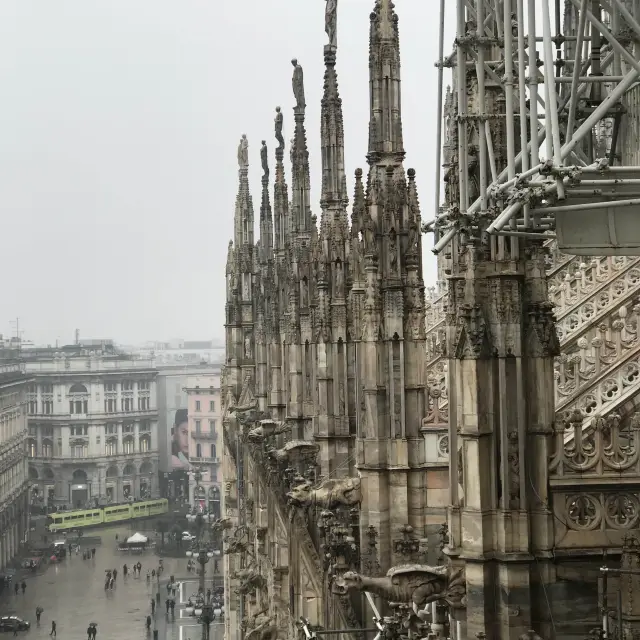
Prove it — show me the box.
[320,2,347,219]
[273,107,290,252]
[290,59,313,235]
[367,0,404,163]
[234,134,254,248]
[259,140,273,260]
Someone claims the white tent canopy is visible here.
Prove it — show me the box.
[126,532,148,544]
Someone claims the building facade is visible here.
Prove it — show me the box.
[24,344,160,508]
[0,362,30,570]
[185,374,221,516]
[156,363,221,501]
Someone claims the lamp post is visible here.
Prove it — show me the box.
[186,545,221,640]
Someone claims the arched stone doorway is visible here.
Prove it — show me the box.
[70,469,89,508]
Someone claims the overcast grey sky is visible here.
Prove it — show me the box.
[0,0,454,346]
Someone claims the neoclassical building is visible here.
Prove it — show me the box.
[24,343,159,508]
[0,362,30,570]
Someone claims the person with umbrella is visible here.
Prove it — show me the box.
[35,607,43,624]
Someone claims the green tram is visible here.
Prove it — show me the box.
[46,499,169,533]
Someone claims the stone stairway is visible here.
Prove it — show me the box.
[424,245,640,431]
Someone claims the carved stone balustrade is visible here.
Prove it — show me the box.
[421,384,449,467]
[555,303,640,410]
[549,255,640,320]
[550,411,640,550]
[553,261,640,345]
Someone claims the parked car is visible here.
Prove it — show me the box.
[181,531,196,542]
[0,616,30,632]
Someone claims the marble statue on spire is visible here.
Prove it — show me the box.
[291,59,305,110]
[325,0,337,48]
[237,134,249,168]
[260,140,269,177]
[275,107,284,150]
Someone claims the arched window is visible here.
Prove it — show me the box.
[122,464,135,477]
[196,443,202,458]
[140,461,153,475]
[41,439,53,458]
[123,436,134,455]
[139,435,151,453]
[27,439,36,458]
[106,466,118,478]
[72,469,88,483]
[69,383,88,414]
[28,466,38,480]
[44,467,54,480]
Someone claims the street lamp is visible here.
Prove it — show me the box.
[185,545,221,640]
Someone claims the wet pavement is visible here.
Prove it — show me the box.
[0,524,224,640]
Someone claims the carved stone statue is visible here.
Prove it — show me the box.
[292,59,306,110]
[287,476,361,510]
[407,217,419,255]
[268,440,319,465]
[332,564,466,608]
[247,419,291,443]
[244,613,278,640]
[275,107,284,150]
[238,134,249,168]
[236,568,267,596]
[325,0,338,48]
[363,211,378,255]
[244,333,252,358]
[211,517,233,533]
[335,261,344,297]
[260,140,269,177]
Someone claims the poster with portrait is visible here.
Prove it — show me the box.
[171,408,191,470]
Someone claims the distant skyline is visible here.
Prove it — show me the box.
[0,1,454,345]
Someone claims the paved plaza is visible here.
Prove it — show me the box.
[0,524,223,640]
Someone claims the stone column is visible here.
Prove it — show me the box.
[446,240,558,640]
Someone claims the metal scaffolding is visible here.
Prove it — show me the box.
[427,0,640,257]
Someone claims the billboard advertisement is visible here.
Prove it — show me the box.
[171,408,191,470]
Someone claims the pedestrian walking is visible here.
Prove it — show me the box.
[146,570,150,583]
[146,615,151,630]
[113,568,118,579]
[20,581,25,594]
[50,621,56,637]
[91,548,95,558]
[169,599,175,614]
[36,607,43,624]
[87,625,93,640]
[165,599,170,614]
[123,564,128,577]
[151,599,155,614]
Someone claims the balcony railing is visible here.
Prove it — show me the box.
[28,409,157,420]
[191,431,218,440]
[190,457,220,464]
[29,450,157,462]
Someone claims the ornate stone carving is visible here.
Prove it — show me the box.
[286,476,361,510]
[235,566,268,596]
[452,303,490,358]
[247,419,291,443]
[211,517,234,533]
[261,140,269,178]
[332,564,466,608]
